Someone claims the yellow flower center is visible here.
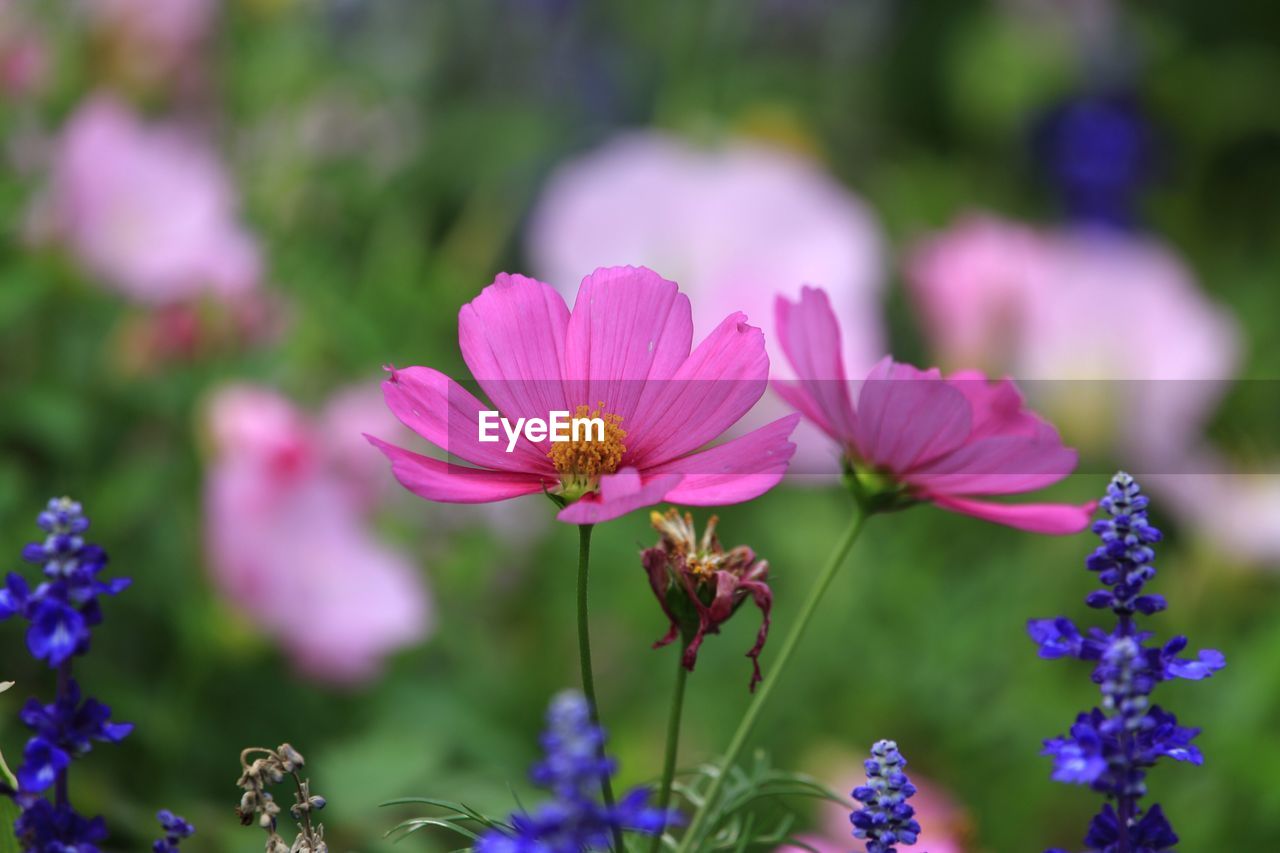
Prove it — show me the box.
[549,404,627,499]
[650,508,722,578]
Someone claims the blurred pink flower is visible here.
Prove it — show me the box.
[906,215,1049,375]
[775,287,1093,533]
[1145,452,1280,566]
[369,266,798,525]
[30,95,261,304]
[906,214,1240,464]
[86,0,216,67]
[904,215,1278,557]
[0,0,46,99]
[204,384,431,684]
[320,384,405,508]
[112,290,288,374]
[527,132,885,471]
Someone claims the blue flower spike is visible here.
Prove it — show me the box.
[476,691,679,853]
[1031,473,1225,853]
[1,497,150,853]
[850,740,921,853]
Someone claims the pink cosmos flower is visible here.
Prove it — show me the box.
[368,266,800,525]
[204,384,431,684]
[526,132,885,472]
[29,95,261,304]
[774,287,1093,534]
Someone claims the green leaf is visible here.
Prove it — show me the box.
[669,751,845,853]
[380,796,509,847]
[0,796,21,853]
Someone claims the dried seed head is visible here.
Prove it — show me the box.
[277,743,305,771]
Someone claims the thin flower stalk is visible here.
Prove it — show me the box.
[675,506,868,853]
[573,523,623,851]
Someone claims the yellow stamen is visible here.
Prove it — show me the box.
[549,404,627,498]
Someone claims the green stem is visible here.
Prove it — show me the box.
[576,523,624,853]
[650,641,691,853]
[0,747,15,790]
[675,508,868,853]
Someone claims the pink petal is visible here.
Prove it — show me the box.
[655,414,800,505]
[774,288,857,442]
[908,427,1078,495]
[555,467,684,524]
[930,494,1097,534]
[626,311,769,465]
[561,266,693,431]
[853,358,972,473]
[282,525,431,685]
[381,365,552,474]
[458,273,570,424]
[366,435,547,503]
[771,380,844,444]
[946,372,1046,441]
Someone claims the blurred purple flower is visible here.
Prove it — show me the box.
[203,384,432,685]
[475,691,675,853]
[527,132,885,474]
[29,95,262,305]
[153,809,196,853]
[1033,91,1155,229]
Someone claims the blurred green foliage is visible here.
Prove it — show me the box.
[3,0,1280,850]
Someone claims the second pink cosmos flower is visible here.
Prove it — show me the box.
[775,287,1094,534]
[368,266,800,524]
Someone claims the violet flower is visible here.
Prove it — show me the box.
[850,740,922,853]
[0,498,133,851]
[475,691,676,853]
[1031,473,1225,852]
